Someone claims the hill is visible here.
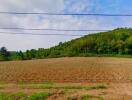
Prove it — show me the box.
[49,28,132,57]
[0,28,132,61]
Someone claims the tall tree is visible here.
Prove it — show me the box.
[0,47,10,60]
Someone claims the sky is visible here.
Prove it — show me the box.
[0,0,132,51]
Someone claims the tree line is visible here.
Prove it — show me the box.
[0,28,132,61]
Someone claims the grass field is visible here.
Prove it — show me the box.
[0,57,132,99]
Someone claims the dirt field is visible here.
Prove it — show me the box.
[0,57,132,83]
[0,57,132,99]
[0,83,132,100]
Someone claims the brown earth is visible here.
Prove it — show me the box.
[0,83,132,100]
[0,57,132,99]
[0,57,132,83]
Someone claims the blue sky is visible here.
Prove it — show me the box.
[0,0,132,51]
[64,0,132,13]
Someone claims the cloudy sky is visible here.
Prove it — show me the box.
[0,0,132,51]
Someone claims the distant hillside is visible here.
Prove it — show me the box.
[0,28,132,61]
[47,28,132,57]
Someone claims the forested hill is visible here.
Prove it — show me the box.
[0,28,132,61]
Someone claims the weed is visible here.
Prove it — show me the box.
[0,92,50,100]
[0,92,27,100]
[26,92,50,100]
[20,84,107,90]
[81,94,104,100]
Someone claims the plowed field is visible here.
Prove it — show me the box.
[0,57,132,83]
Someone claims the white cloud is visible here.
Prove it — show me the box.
[0,0,128,51]
[0,0,66,51]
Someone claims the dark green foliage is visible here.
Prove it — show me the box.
[9,51,25,60]
[0,47,10,61]
[0,28,132,61]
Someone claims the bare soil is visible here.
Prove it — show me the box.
[0,57,132,99]
[0,57,132,83]
[0,83,132,100]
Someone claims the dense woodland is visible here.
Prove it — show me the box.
[0,28,132,61]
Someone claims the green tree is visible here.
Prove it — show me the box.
[18,51,25,60]
[0,47,10,61]
[25,50,32,60]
